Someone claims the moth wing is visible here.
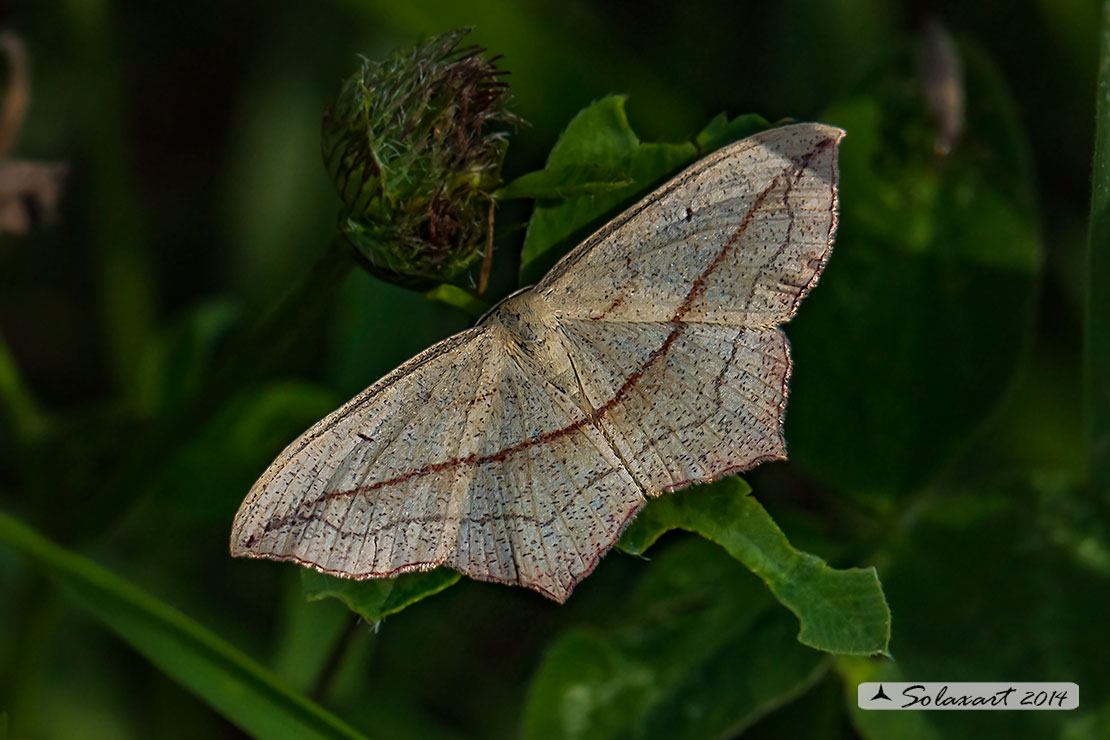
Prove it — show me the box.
[230,327,493,576]
[556,318,792,494]
[535,123,843,328]
[232,314,646,602]
[442,325,644,601]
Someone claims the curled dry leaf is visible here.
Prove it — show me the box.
[0,31,67,235]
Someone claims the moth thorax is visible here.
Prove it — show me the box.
[490,293,561,359]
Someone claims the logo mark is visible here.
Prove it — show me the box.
[870,684,892,701]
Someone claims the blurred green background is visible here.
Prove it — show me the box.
[0,1,1106,738]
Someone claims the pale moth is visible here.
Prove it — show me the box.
[232,123,843,602]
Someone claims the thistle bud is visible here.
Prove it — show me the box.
[323,29,518,289]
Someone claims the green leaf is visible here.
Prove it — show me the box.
[786,42,1042,494]
[0,510,371,740]
[494,164,635,201]
[521,536,826,740]
[618,478,890,656]
[693,112,771,155]
[1087,0,1110,497]
[513,99,775,282]
[840,477,1110,739]
[301,568,461,623]
[518,95,696,282]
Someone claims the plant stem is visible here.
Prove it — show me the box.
[310,612,363,703]
[1088,0,1110,499]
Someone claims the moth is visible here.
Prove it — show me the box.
[232,123,843,602]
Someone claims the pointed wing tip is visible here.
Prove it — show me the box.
[529,574,583,604]
[229,507,268,559]
[539,585,572,604]
[228,528,256,558]
[815,122,847,141]
[819,124,847,153]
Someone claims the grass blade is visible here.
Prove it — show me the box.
[0,509,371,740]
